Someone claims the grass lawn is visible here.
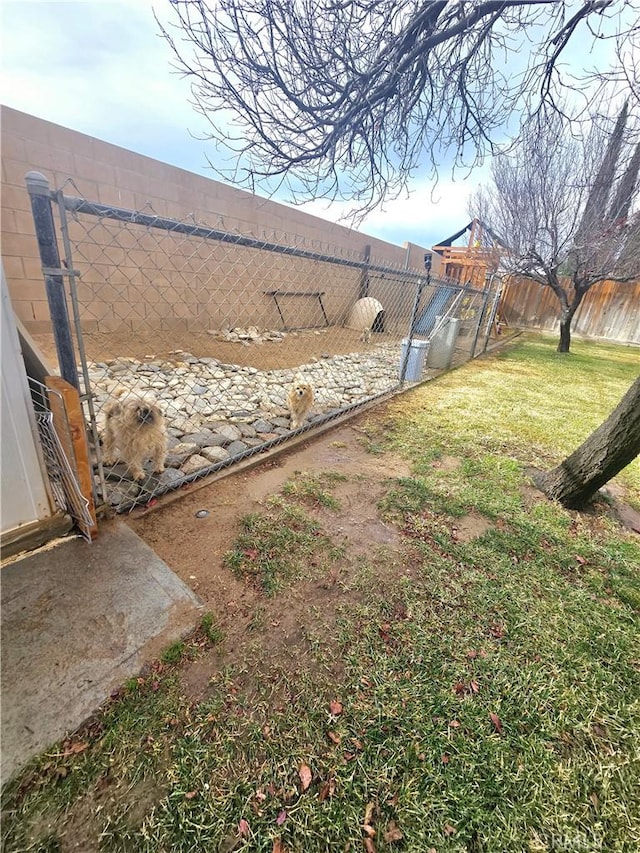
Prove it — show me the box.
[2,334,639,852]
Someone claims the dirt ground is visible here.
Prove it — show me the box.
[126,404,640,700]
[31,326,402,371]
[127,416,416,700]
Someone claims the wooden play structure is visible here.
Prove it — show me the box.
[432,219,504,287]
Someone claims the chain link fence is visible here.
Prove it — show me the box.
[28,379,95,540]
[26,173,500,514]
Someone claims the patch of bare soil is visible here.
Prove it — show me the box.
[32,326,399,372]
[128,421,412,703]
[431,455,462,472]
[450,512,493,543]
[520,481,545,509]
[315,478,402,556]
[599,483,640,534]
[24,773,166,853]
[523,470,640,536]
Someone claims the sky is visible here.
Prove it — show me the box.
[1,0,632,250]
[0,0,488,249]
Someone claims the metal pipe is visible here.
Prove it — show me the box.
[25,172,79,388]
[54,188,108,510]
[60,193,454,285]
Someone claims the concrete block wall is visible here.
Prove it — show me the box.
[1,106,438,334]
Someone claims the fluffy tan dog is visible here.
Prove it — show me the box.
[101,388,166,481]
[287,379,314,430]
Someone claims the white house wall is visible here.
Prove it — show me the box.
[1,265,52,534]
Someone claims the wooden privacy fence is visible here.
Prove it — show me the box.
[499,277,640,345]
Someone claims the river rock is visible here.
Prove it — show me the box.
[226,440,249,457]
[180,454,211,475]
[200,446,230,463]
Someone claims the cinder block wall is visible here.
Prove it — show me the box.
[1,106,439,333]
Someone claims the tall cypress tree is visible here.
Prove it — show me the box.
[575,100,629,245]
[607,141,640,225]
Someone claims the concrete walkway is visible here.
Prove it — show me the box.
[1,521,202,785]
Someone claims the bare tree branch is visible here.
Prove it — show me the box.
[156,0,639,217]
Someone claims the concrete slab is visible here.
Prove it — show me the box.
[1,521,202,785]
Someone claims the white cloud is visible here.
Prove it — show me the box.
[1,1,208,163]
[290,172,490,248]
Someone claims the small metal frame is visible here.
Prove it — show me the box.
[264,289,329,330]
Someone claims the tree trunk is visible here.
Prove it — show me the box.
[557,313,572,353]
[556,289,586,354]
[535,375,640,509]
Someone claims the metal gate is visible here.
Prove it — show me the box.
[25,171,500,516]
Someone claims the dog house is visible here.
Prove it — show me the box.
[346,297,385,333]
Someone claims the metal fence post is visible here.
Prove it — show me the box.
[470,277,492,358]
[25,171,79,389]
[481,277,504,354]
[357,244,371,300]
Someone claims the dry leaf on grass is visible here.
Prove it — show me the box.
[299,764,312,791]
[61,741,89,757]
[363,838,377,853]
[489,712,503,734]
[318,778,336,802]
[329,699,343,716]
[361,800,378,841]
[238,818,250,837]
[379,623,392,643]
[364,801,375,825]
[444,822,457,836]
[383,820,403,842]
[276,809,288,826]
[327,730,341,744]
[272,839,285,853]
[455,679,480,696]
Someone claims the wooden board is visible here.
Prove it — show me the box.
[1,514,74,561]
[45,376,98,538]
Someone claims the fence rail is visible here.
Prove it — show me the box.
[26,172,499,516]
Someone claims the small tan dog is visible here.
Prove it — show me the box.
[287,379,314,430]
[101,388,166,481]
